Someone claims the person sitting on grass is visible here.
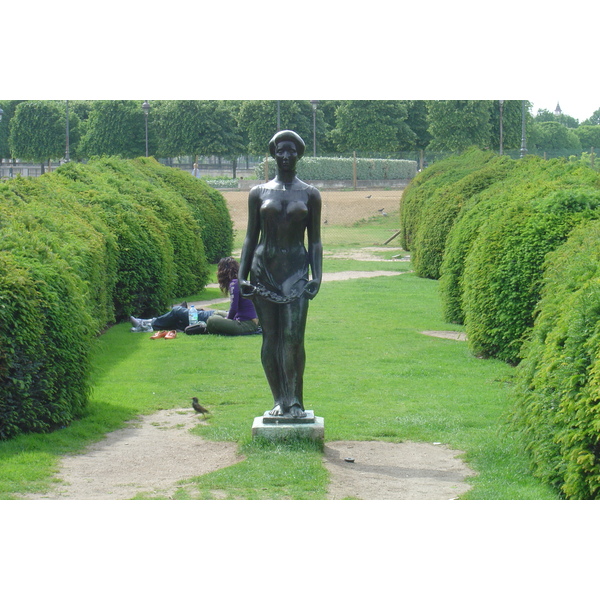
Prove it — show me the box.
[201,256,260,336]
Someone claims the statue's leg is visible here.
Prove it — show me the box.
[253,297,285,411]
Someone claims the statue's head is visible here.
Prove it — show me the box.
[269,130,306,160]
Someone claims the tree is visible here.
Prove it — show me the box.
[0,100,25,159]
[534,107,579,128]
[426,100,494,152]
[574,125,600,150]
[405,100,431,150]
[152,100,246,175]
[328,100,416,153]
[8,101,66,173]
[530,121,582,152]
[237,100,321,155]
[489,100,525,151]
[315,100,342,154]
[582,108,600,126]
[78,100,146,159]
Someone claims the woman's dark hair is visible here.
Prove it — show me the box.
[217,257,239,293]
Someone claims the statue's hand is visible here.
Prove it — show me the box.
[240,280,256,298]
[303,279,321,299]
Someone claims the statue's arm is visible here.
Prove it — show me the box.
[305,187,323,298]
[239,187,261,286]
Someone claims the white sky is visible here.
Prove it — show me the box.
[5,2,597,122]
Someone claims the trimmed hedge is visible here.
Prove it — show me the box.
[460,162,600,364]
[411,153,517,279]
[129,158,234,264]
[399,148,496,253]
[0,157,233,440]
[397,149,600,497]
[511,220,600,498]
[255,156,417,182]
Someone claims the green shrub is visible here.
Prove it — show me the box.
[462,175,600,364]
[0,247,93,440]
[129,158,233,264]
[2,175,118,332]
[511,219,600,498]
[412,154,516,279]
[438,191,503,324]
[399,149,495,252]
[0,156,234,440]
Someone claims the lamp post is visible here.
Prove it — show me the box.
[65,100,70,163]
[142,101,150,157]
[310,100,319,157]
[0,107,3,174]
[499,100,504,156]
[276,100,281,130]
[520,100,527,158]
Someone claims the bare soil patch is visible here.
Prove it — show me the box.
[421,330,468,341]
[22,408,474,500]
[324,441,475,500]
[222,189,403,230]
[23,409,242,500]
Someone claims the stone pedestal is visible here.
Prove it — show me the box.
[252,410,324,441]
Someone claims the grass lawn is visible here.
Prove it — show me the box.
[0,214,558,500]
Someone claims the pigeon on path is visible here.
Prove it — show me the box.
[192,397,210,416]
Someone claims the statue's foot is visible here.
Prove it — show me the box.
[268,404,306,418]
[289,404,306,418]
[269,404,284,416]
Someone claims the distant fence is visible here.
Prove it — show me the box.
[2,147,598,181]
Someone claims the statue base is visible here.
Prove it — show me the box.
[252,410,324,441]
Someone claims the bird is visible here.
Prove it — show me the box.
[365,194,372,198]
[192,397,210,416]
[378,208,388,216]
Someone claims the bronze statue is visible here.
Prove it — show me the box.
[239,130,323,418]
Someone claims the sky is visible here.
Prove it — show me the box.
[5,2,597,123]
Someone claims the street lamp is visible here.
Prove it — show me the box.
[0,107,3,173]
[499,100,504,156]
[65,100,70,163]
[142,101,150,157]
[310,100,319,157]
[520,100,527,158]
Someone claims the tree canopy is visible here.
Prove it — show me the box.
[8,101,67,164]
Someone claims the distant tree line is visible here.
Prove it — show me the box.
[1,100,600,172]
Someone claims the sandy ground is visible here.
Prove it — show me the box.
[23,407,474,501]
[222,189,404,230]
[21,257,474,501]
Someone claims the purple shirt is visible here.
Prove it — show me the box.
[227,279,258,321]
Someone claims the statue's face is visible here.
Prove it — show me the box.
[275,140,298,172]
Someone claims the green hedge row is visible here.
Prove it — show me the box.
[255,156,417,181]
[512,219,600,498]
[401,149,600,497]
[0,157,233,440]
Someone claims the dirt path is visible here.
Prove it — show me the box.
[24,408,474,500]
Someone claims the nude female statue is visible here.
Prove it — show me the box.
[239,130,323,418]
